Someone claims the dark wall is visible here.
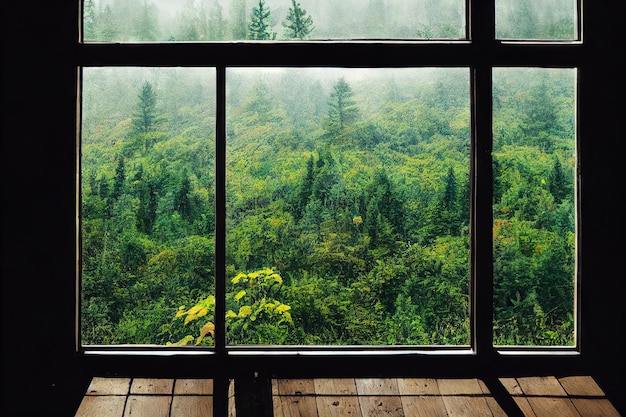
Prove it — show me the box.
[2,1,624,416]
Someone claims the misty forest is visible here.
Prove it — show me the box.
[80,1,577,347]
[83,0,577,42]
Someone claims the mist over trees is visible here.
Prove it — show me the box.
[84,0,577,41]
[83,0,466,41]
[81,66,576,346]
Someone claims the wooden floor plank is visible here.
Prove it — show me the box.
[86,377,132,396]
[557,376,605,397]
[442,396,495,417]
[170,396,213,417]
[397,378,440,395]
[516,377,568,396]
[512,397,537,417]
[76,375,622,417]
[571,398,622,417]
[130,378,175,395]
[316,395,362,417]
[174,379,213,395]
[525,397,581,417]
[358,396,404,417]
[314,378,358,395]
[229,380,237,417]
[74,395,126,417]
[484,397,508,417]
[273,396,284,417]
[499,378,524,396]
[278,379,316,396]
[277,396,318,417]
[355,378,400,395]
[477,379,491,395]
[123,395,171,417]
[401,396,449,417]
[437,379,484,395]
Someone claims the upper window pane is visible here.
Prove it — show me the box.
[226,68,471,346]
[83,0,466,42]
[496,0,578,40]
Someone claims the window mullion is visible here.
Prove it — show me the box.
[472,65,494,358]
[470,0,496,358]
[215,66,227,355]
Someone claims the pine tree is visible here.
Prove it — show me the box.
[131,81,161,139]
[231,0,248,40]
[111,157,126,200]
[248,0,275,40]
[325,78,359,137]
[442,166,458,212]
[98,4,117,41]
[176,173,193,221]
[282,0,314,40]
[207,0,226,41]
[549,158,568,204]
[83,0,97,40]
[294,154,315,220]
[135,0,159,41]
[365,0,386,38]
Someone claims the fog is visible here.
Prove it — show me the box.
[87,0,465,40]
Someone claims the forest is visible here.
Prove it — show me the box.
[82,0,576,42]
[80,64,576,347]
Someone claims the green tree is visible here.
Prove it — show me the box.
[549,158,568,204]
[294,154,315,220]
[248,0,275,40]
[136,0,160,41]
[325,78,359,138]
[207,0,226,40]
[128,81,164,154]
[282,0,314,40]
[98,4,117,41]
[111,157,126,200]
[230,0,248,39]
[365,0,386,38]
[131,81,159,135]
[84,0,97,40]
[178,0,205,41]
[175,172,194,222]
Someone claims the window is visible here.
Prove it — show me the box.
[78,0,581,361]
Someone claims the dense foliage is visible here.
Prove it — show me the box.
[81,66,575,347]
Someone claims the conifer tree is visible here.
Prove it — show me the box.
[136,0,159,41]
[207,0,226,40]
[248,0,275,40]
[111,157,126,200]
[326,78,359,137]
[294,154,315,220]
[231,0,248,39]
[549,158,568,204]
[283,0,314,40]
[98,4,117,41]
[131,81,159,135]
[83,0,97,40]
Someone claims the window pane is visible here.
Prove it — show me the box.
[83,0,466,42]
[81,67,216,346]
[496,0,578,40]
[226,68,471,345]
[492,68,577,346]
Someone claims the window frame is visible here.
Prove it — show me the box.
[76,0,585,374]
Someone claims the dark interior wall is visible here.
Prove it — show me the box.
[2,1,624,416]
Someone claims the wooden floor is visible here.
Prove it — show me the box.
[74,376,621,417]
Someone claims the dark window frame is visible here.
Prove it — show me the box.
[75,0,587,380]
